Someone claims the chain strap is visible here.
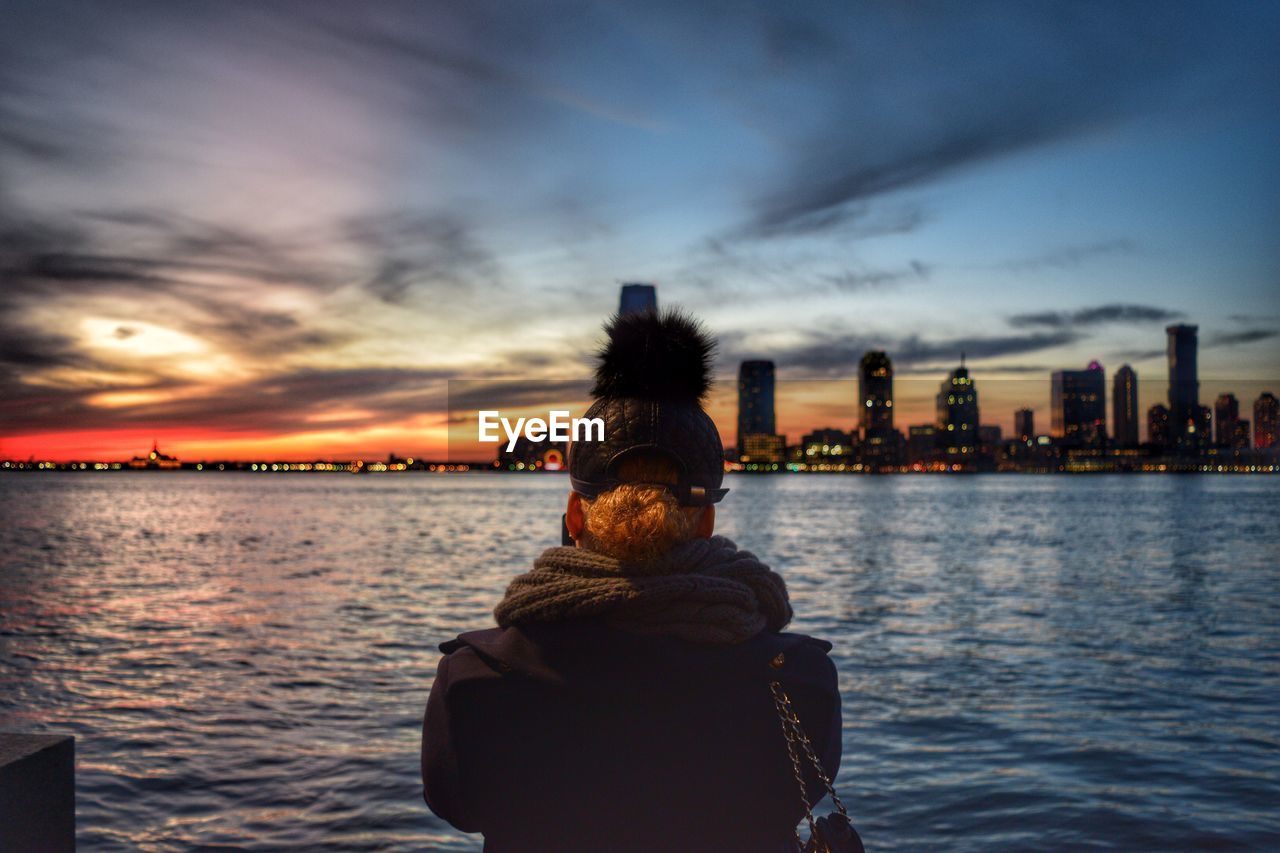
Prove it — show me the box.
[770,680,848,851]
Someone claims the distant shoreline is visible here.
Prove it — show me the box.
[3,461,1276,475]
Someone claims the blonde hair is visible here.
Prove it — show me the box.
[579,454,702,562]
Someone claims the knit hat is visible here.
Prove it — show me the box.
[568,309,727,506]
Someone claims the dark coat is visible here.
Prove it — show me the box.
[422,619,842,851]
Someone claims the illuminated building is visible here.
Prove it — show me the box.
[736,360,783,464]
[800,428,852,467]
[1232,419,1251,450]
[858,351,893,440]
[935,356,979,460]
[1166,324,1201,451]
[1215,394,1240,447]
[738,433,786,467]
[497,436,567,471]
[858,350,901,468]
[907,425,937,466]
[1256,392,1279,450]
[1194,404,1212,450]
[1147,404,1170,448]
[1051,361,1106,448]
[1113,365,1139,448]
[618,283,657,315]
[128,440,181,470]
[1014,408,1035,441]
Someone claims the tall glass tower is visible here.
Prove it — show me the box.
[1256,392,1279,450]
[1166,324,1199,448]
[1015,408,1035,441]
[618,283,657,316]
[737,360,776,439]
[859,350,898,468]
[858,351,894,440]
[1113,364,1139,448]
[1051,361,1107,448]
[1215,393,1240,447]
[936,356,979,458]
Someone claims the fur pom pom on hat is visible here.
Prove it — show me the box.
[569,309,727,507]
[590,310,714,403]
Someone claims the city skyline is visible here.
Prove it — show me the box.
[1,2,1278,461]
[9,306,1276,468]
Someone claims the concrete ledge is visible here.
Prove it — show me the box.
[0,733,75,852]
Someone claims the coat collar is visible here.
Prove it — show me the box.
[441,621,832,689]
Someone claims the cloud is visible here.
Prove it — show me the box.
[343,211,502,304]
[1009,303,1183,329]
[993,239,1136,272]
[446,379,592,414]
[309,14,667,134]
[823,260,930,292]
[0,366,453,435]
[734,199,930,242]
[1205,329,1277,347]
[722,327,1079,377]
[731,3,1277,239]
[1111,348,1164,363]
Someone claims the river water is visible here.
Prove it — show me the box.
[1,472,1277,850]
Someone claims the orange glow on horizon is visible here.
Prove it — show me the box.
[8,373,1241,462]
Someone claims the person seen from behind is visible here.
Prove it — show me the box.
[422,310,858,851]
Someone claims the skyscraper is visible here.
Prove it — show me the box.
[858,351,900,467]
[1147,403,1170,448]
[936,356,979,458]
[618,283,657,315]
[1051,361,1107,448]
[1166,324,1199,450]
[1256,392,1279,450]
[1014,408,1035,441]
[1113,364,1139,448]
[1215,393,1240,447]
[858,351,894,439]
[737,360,778,462]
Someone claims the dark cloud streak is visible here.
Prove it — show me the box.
[1010,303,1183,329]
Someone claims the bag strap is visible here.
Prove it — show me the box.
[770,679,849,851]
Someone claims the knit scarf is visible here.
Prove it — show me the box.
[493,535,792,644]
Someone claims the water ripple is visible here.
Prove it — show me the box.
[1,472,1278,850]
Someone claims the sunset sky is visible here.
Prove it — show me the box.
[2,1,1278,461]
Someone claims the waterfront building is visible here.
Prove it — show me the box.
[497,436,567,470]
[935,357,979,460]
[618,283,657,316]
[736,360,784,465]
[128,441,181,470]
[801,428,853,467]
[1014,408,1035,442]
[1051,361,1107,448]
[858,350,893,438]
[1256,392,1279,449]
[1194,405,1212,449]
[738,433,786,467]
[1166,324,1201,451]
[1148,404,1170,448]
[1215,394,1240,447]
[1113,365,1139,448]
[1232,419,1251,450]
[907,425,937,466]
[737,359,776,438]
[978,425,1003,447]
[858,351,902,467]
